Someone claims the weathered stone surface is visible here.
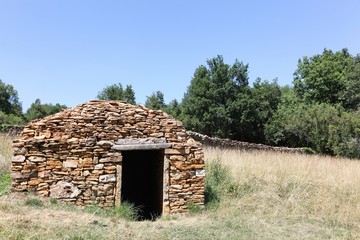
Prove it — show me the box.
[11,172,24,179]
[97,140,114,147]
[28,178,43,185]
[63,160,78,168]
[12,155,25,163]
[165,148,190,155]
[94,164,104,170]
[11,100,205,214]
[29,156,46,162]
[112,143,171,151]
[49,181,81,198]
[99,157,122,163]
[99,174,116,183]
[196,169,206,177]
[188,131,304,153]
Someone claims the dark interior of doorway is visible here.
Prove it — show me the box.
[121,150,164,220]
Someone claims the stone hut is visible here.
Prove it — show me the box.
[11,100,205,219]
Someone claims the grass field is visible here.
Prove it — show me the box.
[1,134,360,239]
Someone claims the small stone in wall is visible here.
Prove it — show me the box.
[29,156,46,163]
[99,174,116,183]
[94,164,104,170]
[96,140,114,147]
[196,169,205,177]
[63,160,78,168]
[12,155,25,163]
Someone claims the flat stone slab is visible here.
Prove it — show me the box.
[112,143,172,151]
[115,137,168,145]
[112,137,171,151]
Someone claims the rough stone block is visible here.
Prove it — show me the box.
[195,169,205,177]
[94,164,104,170]
[63,160,78,168]
[50,181,81,199]
[29,156,46,163]
[99,174,116,183]
[12,155,25,163]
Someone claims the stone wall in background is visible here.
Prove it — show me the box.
[188,131,304,154]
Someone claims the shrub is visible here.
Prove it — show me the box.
[0,172,11,196]
[266,102,360,158]
[114,201,140,221]
[50,198,58,205]
[25,198,44,207]
[205,158,239,206]
[187,202,202,214]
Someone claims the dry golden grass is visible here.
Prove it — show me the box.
[0,135,360,239]
[0,133,14,174]
[205,147,360,239]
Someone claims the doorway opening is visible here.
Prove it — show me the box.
[121,150,164,220]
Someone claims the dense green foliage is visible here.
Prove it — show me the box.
[205,158,239,206]
[265,49,360,157]
[0,80,66,128]
[294,49,352,105]
[1,49,359,158]
[0,80,22,116]
[144,91,166,110]
[164,99,182,119]
[97,83,136,104]
[179,52,360,157]
[180,56,281,143]
[266,100,360,158]
[181,55,251,140]
[0,80,24,127]
[25,99,67,122]
[293,48,360,111]
[343,54,360,110]
[0,111,25,126]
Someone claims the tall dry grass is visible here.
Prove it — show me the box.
[0,133,14,174]
[205,147,360,238]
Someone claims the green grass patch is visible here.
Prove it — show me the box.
[0,172,11,196]
[50,197,58,205]
[24,198,44,207]
[83,201,141,221]
[187,202,202,214]
[114,201,140,221]
[205,158,239,207]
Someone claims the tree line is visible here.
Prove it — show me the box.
[1,48,359,158]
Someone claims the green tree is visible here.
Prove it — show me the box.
[145,91,165,110]
[327,110,360,158]
[25,99,66,121]
[181,55,251,139]
[0,111,25,126]
[97,83,136,104]
[165,99,182,118]
[248,78,282,143]
[265,95,360,158]
[0,80,22,116]
[265,86,308,147]
[293,48,352,105]
[123,85,136,105]
[342,54,360,110]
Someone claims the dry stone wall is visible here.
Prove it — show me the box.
[11,100,204,214]
[188,131,304,154]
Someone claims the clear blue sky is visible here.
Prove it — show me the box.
[1,0,359,112]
